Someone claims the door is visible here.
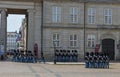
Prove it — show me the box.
[102,39,115,60]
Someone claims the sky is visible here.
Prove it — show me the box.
[7,14,25,33]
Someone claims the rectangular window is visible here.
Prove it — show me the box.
[87,35,95,48]
[70,7,78,23]
[52,6,61,23]
[70,34,77,47]
[53,33,59,47]
[88,8,96,24]
[104,8,112,25]
[0,13,1,28]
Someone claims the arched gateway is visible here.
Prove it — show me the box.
[102,39,115,60]
[0,0,42,57]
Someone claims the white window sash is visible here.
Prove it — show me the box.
[52,7,61,23]
[104,9,112,24]
[70,7,78,23]
[53,33,59,47]
[87,35,95,48]
[70,35,77,47]
[88,8,96,24]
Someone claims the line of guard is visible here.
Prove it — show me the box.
[85,52,109,69]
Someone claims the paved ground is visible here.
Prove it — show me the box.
[0,62,119,77]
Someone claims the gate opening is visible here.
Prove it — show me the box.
[6,9,28,54]
[102,39,115,60]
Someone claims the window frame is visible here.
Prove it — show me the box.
[104,8,112,25]
[87,34,96,48]
[70,7,78,23]
[53,33,60,47]
[69,34,77,47]
[88,8,96,24]
[52,6,61,23]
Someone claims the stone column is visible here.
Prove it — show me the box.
[27,3,42,58]
[0,9,7,53]
[27,9,35,51]
[34,3,42,57]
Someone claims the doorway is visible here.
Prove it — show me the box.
[7,9,27,52]
[102,39,115,60]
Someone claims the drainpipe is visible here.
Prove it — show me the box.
[83,1,86,60]
[26,14,28,51]
[41,0,43,57]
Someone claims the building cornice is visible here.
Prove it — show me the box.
[81,0,120,4]
[0,1,34,9]
[0,0,120,4]
[43,26,84,29]
[0,0,34,2]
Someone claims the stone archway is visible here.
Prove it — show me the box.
[102,39,115,60]
[0,1,42,58]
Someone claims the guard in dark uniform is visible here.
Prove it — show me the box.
[93,52,97,68]
[73,50,76,62]
[67,50,71,62]
[75,50,78,62]
[105,54,109,68]
[103,53,106,68]
[96,52,99,68]
[101,53,104,68]
[26,53,28,62]
[89,52,93,68]
[66,50,69,62]
[90,52,94,68]
[60,50,63,62]
[57,50,60,62]
[85,52,89,68]
[63,50,66,62]
[99,53,103,68]
[71,50,74,62]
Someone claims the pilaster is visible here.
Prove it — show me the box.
[34,3,42,57]
[0,9,7,52]
[27,9,35,51]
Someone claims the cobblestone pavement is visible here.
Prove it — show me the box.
[0,62,119,77]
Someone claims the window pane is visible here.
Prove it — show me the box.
[53,34,56,40]
[88,41,91,47]
[70,35,73,40]
[74,35,77,40]
[56,41,59,47]
[74,41,77,47]
[57,34,59,40]
[92,41,95,47]
[70,41,73,47]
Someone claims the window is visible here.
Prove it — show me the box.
[52,6,61,23]
[11,35,13,37]
[53,33,59,47]
[70,7,78,23]
[104,8,112,24]
[0,13,1,28]
[87,35,95,48]
[88,8,96,24]
[70,34,77,47]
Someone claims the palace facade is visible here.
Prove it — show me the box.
[41,0,120,61]
[0,0,120,61]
